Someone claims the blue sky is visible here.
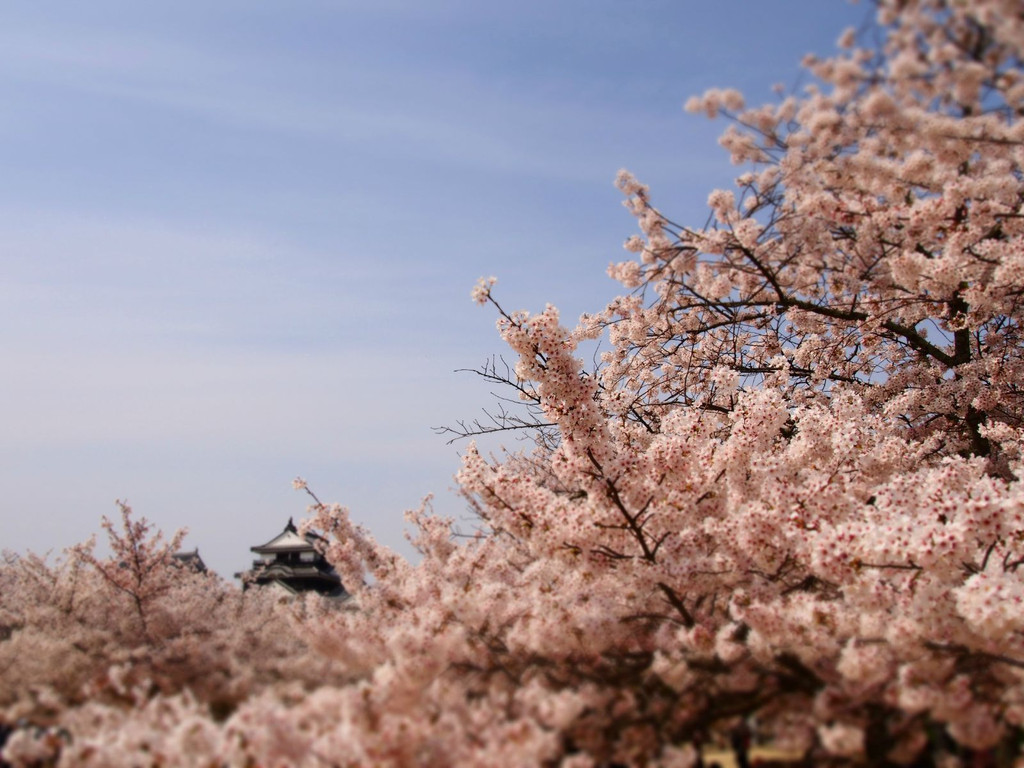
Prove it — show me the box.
[0,1,868,578]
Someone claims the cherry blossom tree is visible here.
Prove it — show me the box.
[250,1,1024,761]
[327,0,1024,762]
[452,0,1024,760]
[5,0,1024,765]
[0,505,348,766]
[73,501,188,642]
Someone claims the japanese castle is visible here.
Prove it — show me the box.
[238,518,348,598]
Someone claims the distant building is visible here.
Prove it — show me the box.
[237,518,347,598]
[171,549,208,574]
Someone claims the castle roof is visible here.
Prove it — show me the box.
[240,517,347,599]
[171,549,208,573]
[250,518,322,554]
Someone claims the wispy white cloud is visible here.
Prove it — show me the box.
[0,18,708,187]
